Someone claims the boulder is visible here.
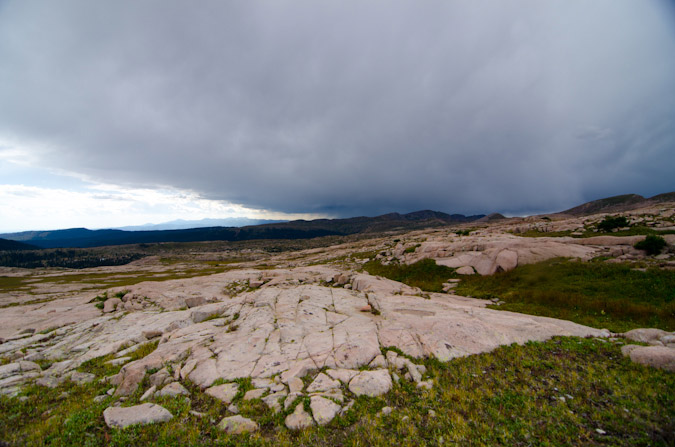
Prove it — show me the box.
[495,249,518,272]
[348,370,392,397]
[149,368,172,387]
[288,377,304,393]
[156,382,189,397]
[142,330,162,340]
[249,279,265,288]
[103,403,173,428]
[243,388,266,400]
[103,298,122,313]
[628,346,675,371]
[369,355,387,368]
[313,388,345,404]
[140,385,156,401]
[114,368,146,397]
[70,372,96,384]
[621,344,641,357]
[624,328,670,345]
[262,391,287,413]
[333,274,350,286]
[205,383,239,404]
[36,375,62,388]
[326,368,359,384]
[184,296,207,308]
[456,266,475,275]
[251,378,274,389]
[217,415,259,435]
[310,395,341,426]
[306,373,340,393]
[285,403,314,430]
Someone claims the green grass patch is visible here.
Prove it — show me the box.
[455,258,675,332]
[1,267,229,300]
[1,337,672,446]
[403,244,420,254]
[78,341,159,378]
[0,276,30,294]
[362,258,455,292]
[128,341,160,362]
[518,225,675,239]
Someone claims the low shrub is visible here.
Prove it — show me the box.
[597,215,629,232]
[634,235,667,256]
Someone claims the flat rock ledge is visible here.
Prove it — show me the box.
[103,403,173,428]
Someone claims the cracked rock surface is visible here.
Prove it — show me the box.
[0,265,607,398]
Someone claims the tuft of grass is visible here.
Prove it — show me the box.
[455,258,675,332]
[128,340,160,362]
[403,244,420,254]
[362,258,455,292]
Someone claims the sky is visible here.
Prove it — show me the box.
[1,0,674,233]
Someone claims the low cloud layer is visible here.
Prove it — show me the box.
[1,0,674,218]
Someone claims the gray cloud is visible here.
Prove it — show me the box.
[1,0,674,217]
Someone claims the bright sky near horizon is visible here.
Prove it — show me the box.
[1,0,674,232]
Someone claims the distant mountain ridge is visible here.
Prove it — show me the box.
[0,238,38,251]
[559,192,675,216]
[115,217,285,231]
[3,192,674,250]
[0,210,484,249]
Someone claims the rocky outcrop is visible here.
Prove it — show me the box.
[0,361,41,396]
[621,328,675,371]
[412,234,598,275]
[0,265,609,398]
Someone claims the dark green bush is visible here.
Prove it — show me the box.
[634,235,667,255]
[597,215,629,232]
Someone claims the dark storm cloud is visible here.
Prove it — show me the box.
[1,0,674,216]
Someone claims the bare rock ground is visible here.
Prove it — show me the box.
[1,201,673,427]
[0,266,607,402]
